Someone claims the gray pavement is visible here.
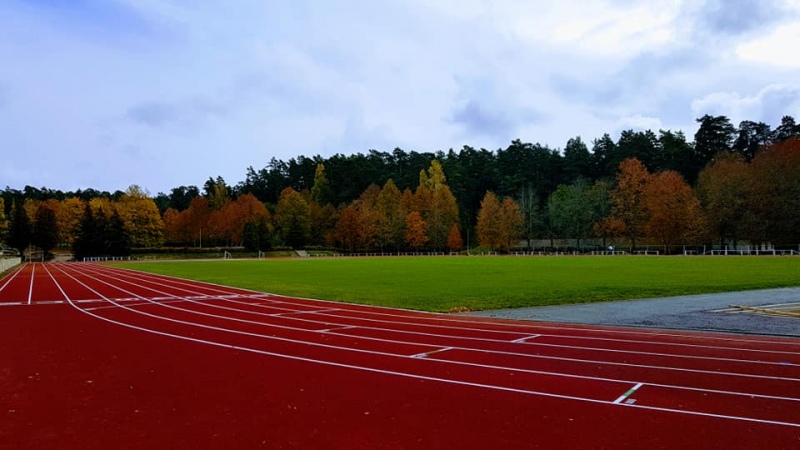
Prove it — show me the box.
[469,288,800,337]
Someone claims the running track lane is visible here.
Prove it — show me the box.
[1,263,799,449]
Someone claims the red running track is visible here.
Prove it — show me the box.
[2,262,799,449]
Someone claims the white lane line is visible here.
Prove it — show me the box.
[27,263,35,305]
[62,264,800,382]
[411,347,454,359]
[0,263,26,294]
[82,263,800,360]
[55,263,800,392]
[44,264,800,429]
[512,335,541,343]
[311,311,800,367]
[614,382,645,404]
[317,326,357,333]
[271,308,342,317]
[313,310,800,357]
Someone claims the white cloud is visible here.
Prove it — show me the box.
[736,22,800,67]
[691,84,800,124]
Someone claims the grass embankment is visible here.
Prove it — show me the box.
[114,256,800,312]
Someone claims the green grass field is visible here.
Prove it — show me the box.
[113,256,800,312]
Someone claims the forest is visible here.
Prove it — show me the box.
[1,114,799,257]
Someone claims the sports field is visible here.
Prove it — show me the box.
[117,256,800,311]
[2,259,799,448]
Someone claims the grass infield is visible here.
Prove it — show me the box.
[114,256,800,312]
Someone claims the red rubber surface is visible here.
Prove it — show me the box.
[2,262,799,449]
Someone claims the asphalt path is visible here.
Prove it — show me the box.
[469,288,800,337]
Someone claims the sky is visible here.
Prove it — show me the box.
[2,0,800,194]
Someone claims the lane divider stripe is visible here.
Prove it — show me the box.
[318,326,357,333]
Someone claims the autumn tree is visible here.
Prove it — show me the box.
[335,205,361,253]
[116,186,164,248]
[23,198,41,225]
[498,197,523,251]
[33,204,59,256]
[476,191,502,251]
[696,152,749,247]
[57,197,84,248]
[354,185,383,251]
[419,161,459,251]
[644,171,707,251]
[181,196,211,247]
[605,158,651,250]
[376,180,405,252]
[405,211,429,251]
[162,208,183,244]
[276,187,310,248]
[744,138,800,245]
[447,223,463,252]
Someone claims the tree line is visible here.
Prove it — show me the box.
[1,114,799,257]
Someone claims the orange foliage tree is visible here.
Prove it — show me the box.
[335,205,361,253]
[404,211,429,250]
[605,158,651,250]
[499,197,523,251]
[447,223,463,252]
[476,191,502,250]
[696,152,749,247]
[644,171,707,250]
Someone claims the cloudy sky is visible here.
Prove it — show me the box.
[2,0,799,194]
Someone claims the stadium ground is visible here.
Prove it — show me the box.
[1,262,799,448]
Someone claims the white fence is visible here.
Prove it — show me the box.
[0,257,22,272]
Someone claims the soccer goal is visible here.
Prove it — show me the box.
[223,251,233,260]
[258,250,265,259]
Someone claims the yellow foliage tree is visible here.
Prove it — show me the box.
[117,186,164,248]
[57,198,84,247]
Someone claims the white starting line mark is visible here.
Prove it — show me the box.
[411,347,455,359]
[614,382,644,404]
[512,335,541,343]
